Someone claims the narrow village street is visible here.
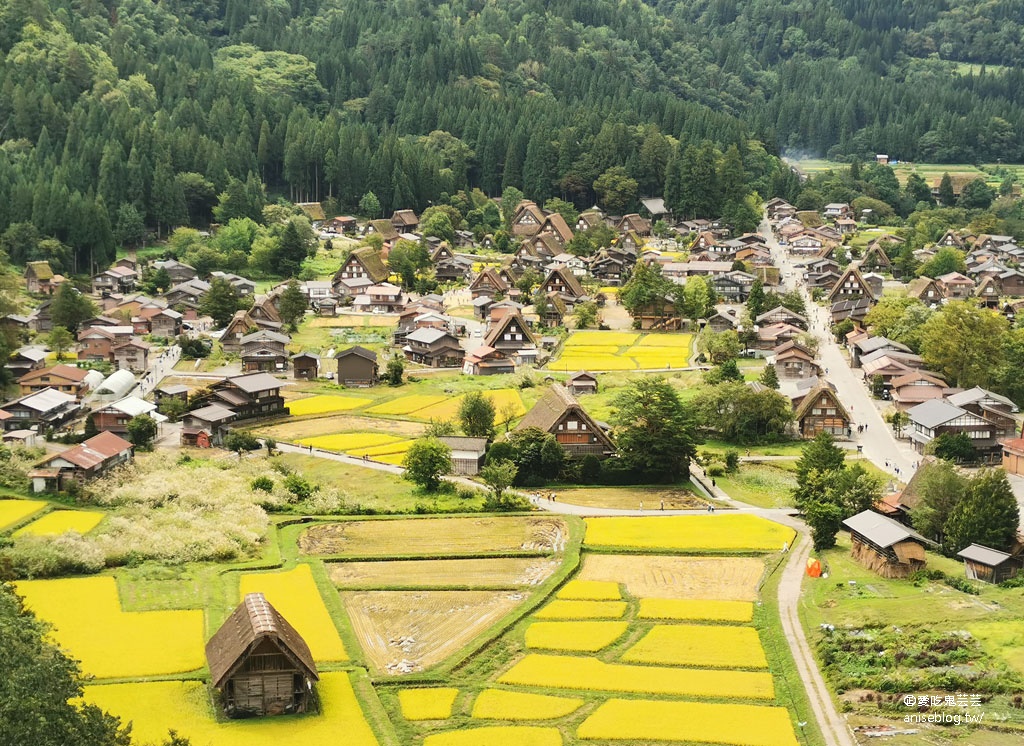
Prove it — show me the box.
[759,217,920,480]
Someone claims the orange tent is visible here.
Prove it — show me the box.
[806,558,822,577]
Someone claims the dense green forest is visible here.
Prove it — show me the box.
[1,0,1023,273]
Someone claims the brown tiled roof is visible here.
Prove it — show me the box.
[20,364,89,385]
[206,593,318,688]
[336,345,377,362]
[42,431,132,469]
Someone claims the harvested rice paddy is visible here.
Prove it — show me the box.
[638,598,755,623]
[524,621,628,652]
[16,576,204,678]
[398,688,459,720]
[578,554,764,600]
[555,579,620,600]
[343,590,524,674]
[585,514,795,553]
[471,690,583,721]
[0,499,47,531]
[424,726,562,746]
[300,516,568,557]
[287,394,374,416]
[534,600,627,619]
[239,564,348,661]
[328,557,559,588]
[621,624,769,669]
[84,673,380,746]
[13,509,104,536]
[577,699,799,745]
[498,654,774,699]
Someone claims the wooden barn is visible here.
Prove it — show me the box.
[206,593,319,718]
[957,543,1022,584]
[842,510,935,578]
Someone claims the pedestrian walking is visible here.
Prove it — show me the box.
[639,500,644,512]
[309,444,313,453]
[660,500,664,511]
[712,478,716,488]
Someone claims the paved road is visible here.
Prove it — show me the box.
[760,218,918,480]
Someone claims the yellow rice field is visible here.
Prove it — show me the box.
[296,432,404,452]
[287,395,373,416]
[577,699,799,745]
[239,564,348,661]
[525,621,628,652]
[347,440,413,458]
[84,673,379,746]
[621,624,769,669]
[625,347,689,367]
[0,499,47,530]
[578,554,764,601]
[555,580,620,600]
[638,598,755,623]
[398,688,459,720]
[16,576,204,678]
[635,333,693,347]
[498,654,774,700]
[552,354,636,372]
[472,690,583,721]
[585,515,795,552]
[534,600,627,619]
[424,726,563,746]
[13,510,104,536]
[414,389,525,421]
[366,395,448,415]
[565,332,640,346]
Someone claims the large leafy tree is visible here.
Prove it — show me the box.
[50,283,98,333]
[943,469,1020,554]
[402,437,451,492]
[911,459,969,542]
[920,302,1008,388]
[610,376,696,481]
[504,427,564,483]
[0,584,133,746]
[458,391,496,439]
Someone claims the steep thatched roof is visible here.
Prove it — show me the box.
[514,384,614,451]
[206,593,318,688]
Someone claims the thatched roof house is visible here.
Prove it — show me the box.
[515,384,614,459]
[206,593,319,718]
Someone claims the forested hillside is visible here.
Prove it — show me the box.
[1,0,1022,272]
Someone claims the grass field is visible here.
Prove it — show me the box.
[578,554,765,601]
[84,673,380,746]
[0,499,47,531]
[577,699,798,745]
[328,557,558,588]
[585,515,796,553]
[714,463,798,509]
[550,483,707,511]
[343,590,524,674]
[398,688,459,720]
[622,624,769,669]
[16,576,204,678]
[498,653,775,699]
[424,727,562,746]
[471,690,583,721]
[13,510,104,536]
[299,516,568,557]
[239,564,349,661]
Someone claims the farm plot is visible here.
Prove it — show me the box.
[300,516,567,557]
[424,727,562,746]
[556,579,620,600]
[555,332,691,371]
[525,621,628,652]
[577,699,798,745]
[578,554,764,600]
[287,394,373,416]
[565,331,640,347]
[399,688,459,720]
[0,499,47,531]
[343,590,524,674]
[471,690,583,721]
[328,557,559,588]
[16,576,204,678]
[413,389,525,421]
[366,395,448,416]
[638,598,754,623]
[621,624,768,669]
[84,673,379,746]
[14,509,104,536]
[239,564,348,661]
[498,654,774,700]
[296,431,404,452]
[534,600,627,619]
[585,514,795,553]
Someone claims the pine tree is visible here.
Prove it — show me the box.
[746,278,766,319]
[944,469,1020,554]
[277,279,307,329]
[938,172,955,206]
[759,364,780,389]
[199,277,242,327]
[274,220,310,277]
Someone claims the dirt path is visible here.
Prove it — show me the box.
[779,531,856,746]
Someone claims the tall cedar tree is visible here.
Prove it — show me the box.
[277,279,307,329]
[793,432,846,510]
[50,284,97,333]
[274,220,309,276]
[199,277,243,327]
[943,469,1020,554]
[610,377,696,481]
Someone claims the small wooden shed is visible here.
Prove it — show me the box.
[957,543,1023,584]
[335,346,379,387]
[205,593,319,718]
[291,352,319,380]
[567,371,598,396]
[842,510,935,578]
[438,436,488,475]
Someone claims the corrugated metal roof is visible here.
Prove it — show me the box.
[957,543,1015,566]
[842,510,932,548]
